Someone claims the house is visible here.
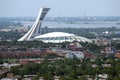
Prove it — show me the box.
[102,64,111,67]
[92,64,97,68]
[94,38,110,46]
[115,51,120,58]
[98,74,108,80]
[20,59,44,64]
[23,75,37,80]
[101,47,115,54]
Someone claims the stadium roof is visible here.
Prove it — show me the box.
[34,32,92,43]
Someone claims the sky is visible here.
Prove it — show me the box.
[0,0,120,17]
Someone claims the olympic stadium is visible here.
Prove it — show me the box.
[18,8,92,43]
[34,32,92,43]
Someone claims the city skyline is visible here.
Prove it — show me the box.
[0,0,120,17]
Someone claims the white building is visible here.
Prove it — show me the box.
[1,78,17,80]
[35,32,92,43]
[65,51,84,59]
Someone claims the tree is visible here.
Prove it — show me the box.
[10,66,20,75]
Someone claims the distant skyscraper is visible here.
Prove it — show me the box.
[18,8,50,41]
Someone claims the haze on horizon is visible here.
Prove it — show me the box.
[0,0,120,17]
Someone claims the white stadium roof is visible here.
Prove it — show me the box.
[34,32,92,43]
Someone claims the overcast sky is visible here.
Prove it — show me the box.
[0,0,120,17]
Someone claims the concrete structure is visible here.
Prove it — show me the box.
[18,8,50,41]
[35,32,92,43]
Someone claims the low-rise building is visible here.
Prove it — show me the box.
[92,64,97,68]
[1,78,18,80]
[20,59,44,64]
[101,47,116,54]
[0,63,21,68]
[0,29,12,32]
[94,37,110,46]
[115,51,120,58]
[65,51,84,59]
[98,74,108,80]
[65,53,74,59]
[102,64,111,67]
[83,51,94,59]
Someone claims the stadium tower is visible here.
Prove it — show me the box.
[18,8,50,41]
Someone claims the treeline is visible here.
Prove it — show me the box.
[0,19,22,28]
[0,41,55,48]
[0,31,21,40]
[42,27,118,39]
[0,41,120,53]
[9,58,120,80]
[0,27,120,41]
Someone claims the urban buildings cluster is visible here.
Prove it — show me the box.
[0,7,120,80]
